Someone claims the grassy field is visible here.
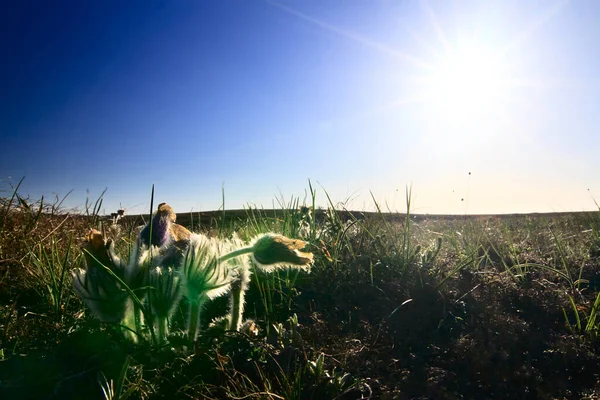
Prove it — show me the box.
[1,187,600,399]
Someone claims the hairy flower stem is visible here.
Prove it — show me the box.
[121,301,139,343]
[157,316,168,345]
[187,296,207,341]
[228,267,250,331]
[217,247,253,264]
[144,308,158,346]
[229,280,243,331]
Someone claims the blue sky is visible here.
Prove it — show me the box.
[2,0,599,215]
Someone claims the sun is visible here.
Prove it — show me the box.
[424,42,510,122]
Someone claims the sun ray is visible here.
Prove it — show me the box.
[402,24,444,61]
[500,0,570,57]
[271,0,572,147]
[266,0,434,71]
[418,0,451,53]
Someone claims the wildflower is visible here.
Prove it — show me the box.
[72,268,128,323]
[81,229,124,274]
[139,203,174,248]
[133,204,190,288]
[139,203,192,248]
[226,266,251,331]
[127,202,189,290]
[125,241,159,292]
[181,234,234,302]
[184,232,313,338]
[74,230,127,323]
[180,234,235,340]
[222,234,252,331]
[205,234,253,333]
[250,233,313,272]
[76,209,314,345]
[148,266,181,344]
[148,266,181,318]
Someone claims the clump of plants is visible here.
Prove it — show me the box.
[5,181,600,399]
[72,202,313,346]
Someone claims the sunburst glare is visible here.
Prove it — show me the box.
[425,41,510,121]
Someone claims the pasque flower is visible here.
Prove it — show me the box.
[148,265,181,344]
[180,234,235,340]
[180,232,313,340]
[73,229,127,323]
[250,233,313,272]
[139,203,175,248]
[139,202,192,248]
[74,202,314,347]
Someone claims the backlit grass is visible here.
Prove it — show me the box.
[1,183,600,399]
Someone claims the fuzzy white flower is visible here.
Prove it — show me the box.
[180,233,235,302]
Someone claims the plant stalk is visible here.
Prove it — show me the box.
[218,247,253,264]
[187,296,206,341]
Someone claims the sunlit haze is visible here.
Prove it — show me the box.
[2,0,599,215]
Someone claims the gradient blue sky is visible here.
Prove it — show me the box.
[2,0,599,215]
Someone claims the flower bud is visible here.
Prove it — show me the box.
[251,233,313,271]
